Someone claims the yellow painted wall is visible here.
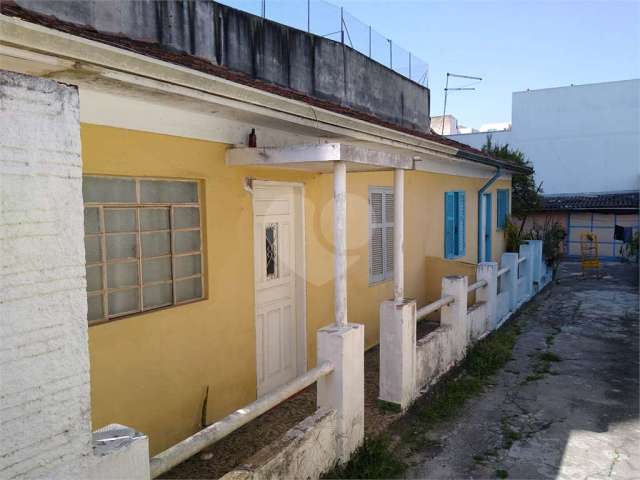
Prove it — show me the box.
[83,124,317,455]
[82,124,511,455]
[404,170,511,308]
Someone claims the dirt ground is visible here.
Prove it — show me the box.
[162,320,439,478]
[403,261,639,479]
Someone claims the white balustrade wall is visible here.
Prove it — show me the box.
[380,240,552,410]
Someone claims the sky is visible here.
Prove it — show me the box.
[336,0,640,128]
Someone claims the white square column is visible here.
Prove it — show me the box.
[317,324,365,463]
[528,239,544,292]
[317,160,364,463]
[501,252,519,311]
[476,262,498,332]
[519,243,534,300]
[379,299,417,410]
[441,275,469,361]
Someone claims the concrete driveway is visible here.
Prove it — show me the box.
[406,261,639,480]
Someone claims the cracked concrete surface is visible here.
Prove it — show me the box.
[406,262,639,480]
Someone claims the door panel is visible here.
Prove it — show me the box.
[253,185,299,396]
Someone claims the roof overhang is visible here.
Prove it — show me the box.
[0,12,527,177]
[226,143,415,172]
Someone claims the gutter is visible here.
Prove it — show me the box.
[478,168,502,263]
[456,149,532,175]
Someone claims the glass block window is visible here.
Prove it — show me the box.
[83,176,204,324]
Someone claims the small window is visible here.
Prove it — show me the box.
[369,187,394,284]
[265,223,278,280]
[497,189,510,230]
[444,191,466,258]
[83,176,204,324]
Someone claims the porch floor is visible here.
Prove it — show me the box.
[161,320,440,479]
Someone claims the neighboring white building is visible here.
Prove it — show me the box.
[447,79,640,195]
[430,114,462,135]
[431,115,511,136]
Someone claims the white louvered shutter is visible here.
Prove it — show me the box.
[369,189,384,283]
[369,187,394,283]
[383,190,394,280]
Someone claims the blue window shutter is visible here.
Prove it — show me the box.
[444,192,455,258]
[497,189,509,229]
[457,191,466,256]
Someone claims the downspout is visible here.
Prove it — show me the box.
[477,168,502,263]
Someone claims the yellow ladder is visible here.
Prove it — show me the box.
[580,232,600,273]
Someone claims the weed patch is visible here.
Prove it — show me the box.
[538,351,562,362]
[322,437,406,479]
[324,321,523,478]
[522,350,561,383]
[378,399,402,413]
[502,426,522,448]
[414,321,521,427]
[496,468,509,478]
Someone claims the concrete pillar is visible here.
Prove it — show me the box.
[379,299,417,410]
[393,168,405,303]
[476,262,498,333]
[441,276,468,361]
[519,243,533,300]
[317,324,365,463]
[529,239,543,291]
[501,253,519,311]
[333,161,348,327]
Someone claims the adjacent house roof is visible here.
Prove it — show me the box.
[541,191,639,212]
[0,1,531,175]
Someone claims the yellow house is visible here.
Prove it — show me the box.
[80,126,518,454]
[0,0,531,463]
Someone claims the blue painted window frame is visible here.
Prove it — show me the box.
[496,189,510,230]
[444,191,466,259]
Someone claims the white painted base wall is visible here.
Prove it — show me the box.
[382,240,553,408]
[220,408,338,480]
[89,424,150,480]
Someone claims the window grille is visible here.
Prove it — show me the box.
[83,176,204,324]
[265,223,279,280]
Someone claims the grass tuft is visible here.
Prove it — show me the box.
[377,399,402,413]
[538,351,562,362]
[415,322,521,427]
[323,321,524,479]
[496,468,509,478]
[322,438,406,479]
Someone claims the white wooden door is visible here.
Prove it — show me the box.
[253,184,299,396]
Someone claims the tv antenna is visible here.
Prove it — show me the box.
[441,72,482,134]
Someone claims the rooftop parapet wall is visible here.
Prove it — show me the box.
[14,0,430,133]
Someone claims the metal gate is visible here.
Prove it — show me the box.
[566,212,639,260]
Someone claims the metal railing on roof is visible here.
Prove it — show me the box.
[216,0,429,86]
